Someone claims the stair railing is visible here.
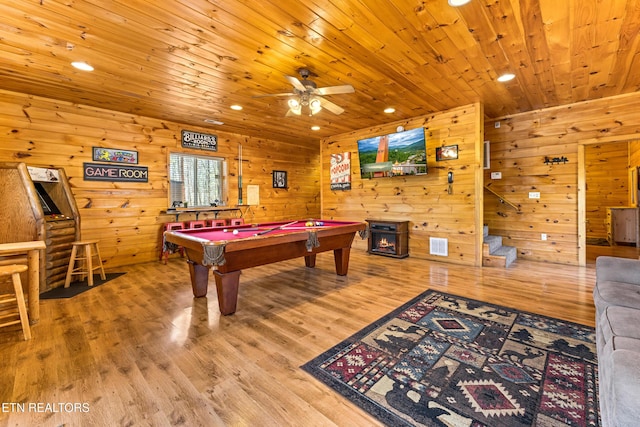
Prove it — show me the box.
[484,186,520,211]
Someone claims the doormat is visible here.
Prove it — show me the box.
[302,290,599,427]
[40,273,126,299]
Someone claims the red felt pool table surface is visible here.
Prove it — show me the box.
[164,219,367,315]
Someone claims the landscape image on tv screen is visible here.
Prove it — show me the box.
[357,127,427,178]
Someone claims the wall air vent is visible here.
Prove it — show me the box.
[429,237,448,257]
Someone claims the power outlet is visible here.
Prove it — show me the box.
[541,233,547,241]
[529,192,540,199]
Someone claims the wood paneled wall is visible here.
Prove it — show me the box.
[484,92,640,265]
[321,103,484,266]
[585,142,630,240]
[0,89,320,272]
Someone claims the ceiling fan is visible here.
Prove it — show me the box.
[254,68,354,116]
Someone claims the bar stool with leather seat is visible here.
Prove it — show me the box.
[0,264,31,340]
[206,219,226,227]
[161,222,185,264]
[228,218,245,226]
[64,240,106,287]
[186,220,207,229]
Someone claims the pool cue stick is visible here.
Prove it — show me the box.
[238,144,243,205]
[254,221,298,236]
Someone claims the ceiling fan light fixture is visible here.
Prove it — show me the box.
[288,98,300,109]
[288,103,302,115]
[309,98,322,114]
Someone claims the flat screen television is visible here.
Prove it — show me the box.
[357,127,427,178]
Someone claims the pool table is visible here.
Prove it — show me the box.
[164,219,367,315]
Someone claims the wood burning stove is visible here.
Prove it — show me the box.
[366,219,409,258]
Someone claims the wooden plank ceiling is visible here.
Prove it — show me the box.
[1,0,639,146]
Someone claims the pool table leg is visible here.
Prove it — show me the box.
[213,270,241,315]
[334,247,351,275]
[188,261,210,297]
[304,254,316,268]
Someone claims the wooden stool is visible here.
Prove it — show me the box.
[0,264,31,340]
[64,240,106,287]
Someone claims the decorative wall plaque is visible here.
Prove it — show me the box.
[92,147,138,164]
[83,163,148,182]
[181,130,218,151]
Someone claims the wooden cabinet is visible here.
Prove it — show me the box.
[606,207,640,247]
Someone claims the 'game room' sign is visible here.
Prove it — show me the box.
[83,163,149,182]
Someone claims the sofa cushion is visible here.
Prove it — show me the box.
[611,336,640,352]
[600,305,640,348]
[596,256,640,284]
[598,339,640,427]
[594,280,640,317]
[610,349,640,427]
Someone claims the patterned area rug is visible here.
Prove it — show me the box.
[302,290,599,427]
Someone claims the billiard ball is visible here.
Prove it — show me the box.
[232,229,239,235]
[305,221,314,227]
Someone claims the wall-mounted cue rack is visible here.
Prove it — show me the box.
[0,162,80,291]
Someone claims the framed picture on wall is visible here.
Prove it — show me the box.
[92,147,138,164]
[435,145,458,161]
[273,170,287,188]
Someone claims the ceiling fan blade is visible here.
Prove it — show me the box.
[285,75,308,92]
[315,84,355,96]
[252,92,296,98]
[318,97,345,115]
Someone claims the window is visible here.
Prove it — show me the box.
[169,152,227,207]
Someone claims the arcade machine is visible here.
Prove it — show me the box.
[0,162,80,291]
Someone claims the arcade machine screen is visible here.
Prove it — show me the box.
[34,182,67,220]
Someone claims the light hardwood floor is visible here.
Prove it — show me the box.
[1,249,600,426]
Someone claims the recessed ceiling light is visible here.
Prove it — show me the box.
[448,0,471,6]
[497,73,516,82]
[384,107,396,114]
[230,105,243,111]
[311,125,320,131]
[71,61,94,71]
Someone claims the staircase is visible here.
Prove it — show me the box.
[483,226,517,268]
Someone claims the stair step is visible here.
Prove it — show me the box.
[483,235,503,253]
[484,245,517,268]
[483,229,517,268]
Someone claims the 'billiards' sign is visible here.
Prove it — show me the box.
[83,162,149,182]
[181,130,217,151]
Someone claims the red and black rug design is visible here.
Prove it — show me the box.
[302,290,599,427]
